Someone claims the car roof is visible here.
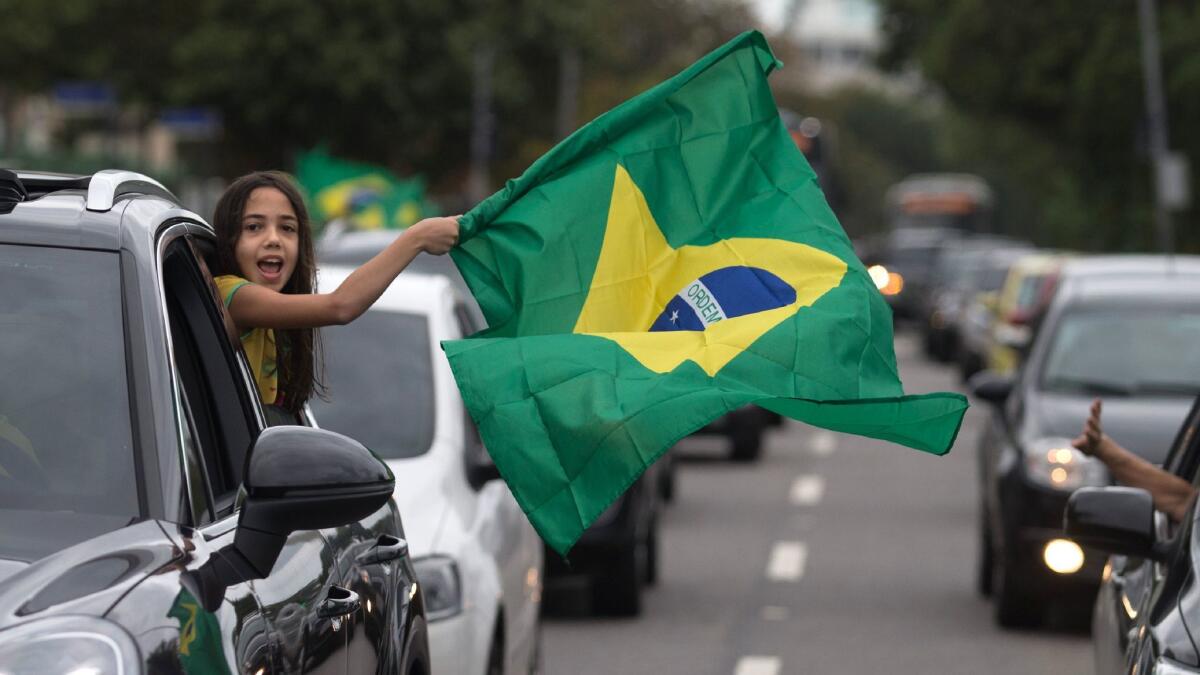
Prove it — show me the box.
[317,265,457,315]
[1058,255,1200,303]
[1060,254,1200,279]
[0,169,192,250]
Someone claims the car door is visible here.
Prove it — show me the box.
[1095,396,1200,675]
[159,231,352,674]
[453,302,543,669]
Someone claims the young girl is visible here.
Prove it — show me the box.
[210,170,459,414]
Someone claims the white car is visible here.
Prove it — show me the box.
[312,268,544,675]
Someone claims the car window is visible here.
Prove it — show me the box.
[311,310,435,459]
[162,237,259,518]
[0,244,138,520]
[1165,397,1200,480]
[1039,306,1200,397]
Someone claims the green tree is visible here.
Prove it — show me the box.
[877,0,1200,251]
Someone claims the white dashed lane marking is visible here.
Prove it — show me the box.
[810,431,837,456]
[789,475,825,507]
[735,656,782,675]
[766,541,808,582]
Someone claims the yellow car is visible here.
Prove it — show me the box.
[985,253,1071,375]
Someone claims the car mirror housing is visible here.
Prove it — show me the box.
[1063,487,1164,562]
[232,426,396,578]
[968,370,1014,405]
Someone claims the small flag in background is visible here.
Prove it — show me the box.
[444,31,968,556]
[295,147,435,231]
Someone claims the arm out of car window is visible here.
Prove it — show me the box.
[1074,398,1198,522]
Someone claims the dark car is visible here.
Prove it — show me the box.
[972,255,1200,627]
[689,404,781,462]
[1067,397,1200,675]
[0,170,429,673]
[919,236,1030,363]
[544,460,662,617]
[319,228,666,615]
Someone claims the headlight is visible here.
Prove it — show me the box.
[413,556,462,621]
[1023,437,1107,490]
[0,615,139,675]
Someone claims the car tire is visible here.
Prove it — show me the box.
[591,540,643,617]
[992,552,1042,629]
[658,456,676,504]
[729,426,763,463]
[644,520,660,586]
[977,507,994,597]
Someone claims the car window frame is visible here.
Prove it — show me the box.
[157,225,266,526]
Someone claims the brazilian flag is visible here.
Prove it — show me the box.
[295,148,434,231]
[444,31,967,555]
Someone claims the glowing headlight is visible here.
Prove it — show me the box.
[0,615,139,675]
[1023,437,1107,490]
[867,265,890,290]
[413,556,463,621]
[1043,539,1084,574]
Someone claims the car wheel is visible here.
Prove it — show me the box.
[591,540,643,617]
[992,551,1042,628]
[658,457,676,503]
[729,426,763,462]
[977,505,993,597]
[644,519,660,586]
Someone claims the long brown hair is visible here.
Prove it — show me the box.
[211,170,325,413]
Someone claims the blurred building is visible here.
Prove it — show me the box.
[755,0,915,95]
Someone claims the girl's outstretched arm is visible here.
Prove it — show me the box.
[226,215,460,330]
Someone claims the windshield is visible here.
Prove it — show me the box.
[1041,306,1200,397]
[0,245,137,521]
[311,310,435,459]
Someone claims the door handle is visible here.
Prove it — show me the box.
[356,535,409,565]
[317,585,361,618]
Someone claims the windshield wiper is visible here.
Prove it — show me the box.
[1043,376,1135,397]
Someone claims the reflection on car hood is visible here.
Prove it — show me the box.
[1030,393,1192,465]
[0,518,181,630]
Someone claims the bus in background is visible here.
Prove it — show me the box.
[864,173,995,319]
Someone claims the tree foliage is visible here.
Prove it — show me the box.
[0,0,752,195]
[876,0,1200,251]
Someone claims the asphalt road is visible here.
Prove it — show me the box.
[542,331,1093,675]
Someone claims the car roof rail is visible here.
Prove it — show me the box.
[86,169,178,212]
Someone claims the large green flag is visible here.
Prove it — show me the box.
[444,31,967,555]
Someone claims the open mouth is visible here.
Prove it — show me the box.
[257,257,285,279]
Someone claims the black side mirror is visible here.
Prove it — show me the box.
[1064,487,1165,561]
[968,370,1014,405]
[231,426,395,578]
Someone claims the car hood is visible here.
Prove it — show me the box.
[0,517,181,629]
[1028,392,1192,465]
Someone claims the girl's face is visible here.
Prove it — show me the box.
[234,187,301,292]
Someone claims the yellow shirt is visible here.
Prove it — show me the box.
[215,275,278,405]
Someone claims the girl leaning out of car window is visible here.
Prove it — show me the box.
[209,170,459,416]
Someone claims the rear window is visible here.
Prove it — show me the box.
[311,310,435,459]
[0,244,137,518]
